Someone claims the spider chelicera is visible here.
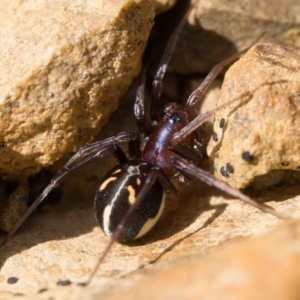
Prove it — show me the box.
[1,5,286,286]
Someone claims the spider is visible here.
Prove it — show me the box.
[0,5,286,286]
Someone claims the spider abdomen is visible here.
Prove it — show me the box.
[94,160,165,242]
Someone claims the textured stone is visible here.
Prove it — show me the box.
[1,178,299,299]
[1,81,299,298]
[1,2,300,300]
[154,0,177,14]
[208,41,300,189]
[0,0,154,181]
[167,0,300,74]
[101,217,300,300]
[282,26,300,48]
[0,183,28,232]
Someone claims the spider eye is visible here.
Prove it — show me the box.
[166,112,181,123]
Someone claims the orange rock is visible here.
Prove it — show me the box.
[209,42,300,189]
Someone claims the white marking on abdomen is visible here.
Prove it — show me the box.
[103,205,113,237]
[135,193,166,239]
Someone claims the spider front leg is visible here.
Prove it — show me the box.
[170,86,288,220]
[65,131,139,167]
[173,156,288,220]
[134,65,151,136]
[180,37,265,150]
[0,131,140,247]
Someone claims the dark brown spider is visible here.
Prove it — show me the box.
[0,5,287,286]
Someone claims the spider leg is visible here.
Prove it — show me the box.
[172,144,201,163]
[150,5,193,125]
[0,131,140,247]
[182,48,251,146]
[128,131,141,159]
[183,34,264,147]
[65,131,139,167]
[134,65,151,136]
[156,169,178,196]
[186,33,265,108]
[81,167,178,286]
[170,83,264,146]
[186,49,250,109]
[172,156,289,220]
[113,144,128,163]
[83,167,160,285]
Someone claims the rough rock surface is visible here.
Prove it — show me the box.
[1,1,300,300]
[208,41,300,190]
[103,217,300,300]
[167,0,300,74]
[0,75,300,300]
[0,0,154,181]
[154,0,177,14]
[282,26,300,48]
[0,183,28,232]
[0,174,299,299]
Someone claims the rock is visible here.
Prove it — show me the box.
[208,41,300,189]
[0,183,29,232]
[0,0,154,181]
[281,26,300,48]
[167,0,300,74]
[1,180,299,298]
[154,0,177,14]
[1,2,300,300]
[100,218,300,300]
